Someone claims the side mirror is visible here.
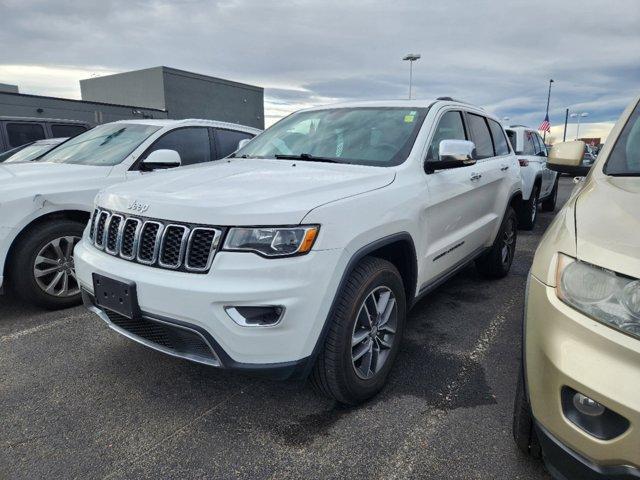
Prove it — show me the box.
[424,139,476,174]
[547,141,589,176]
[238,138,251,150]
[141,149,182,170]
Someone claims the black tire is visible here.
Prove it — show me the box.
[541,179,559,212]
[9,219,85,310]
[513,362,541,458]
[475,207,517,279]
[310,256,406,405]
[518,185,539,230]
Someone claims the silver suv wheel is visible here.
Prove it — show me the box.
[33,235,81,297]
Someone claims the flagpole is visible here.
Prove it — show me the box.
[544,79,554,141]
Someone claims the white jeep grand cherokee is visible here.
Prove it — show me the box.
[0,119,260,309]
[75,99,522,404]
[505,126,559,229]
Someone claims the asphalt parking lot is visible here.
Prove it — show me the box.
[0,179,574,480]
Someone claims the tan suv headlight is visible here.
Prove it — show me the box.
[556,253,640,339]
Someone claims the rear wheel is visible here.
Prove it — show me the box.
[10,219,84,310]
[310,257,406,405]
[475,207,517,279]
[541,179,559,212]
[518,186,539,230]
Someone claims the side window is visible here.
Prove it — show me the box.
[488,120,510,156]
[506,130,517,152]
[144,127,211,166]
[535,133,548,156]
[426,111,466,160]
[467,114,494,159]
[214,129,255,159]
[51,124,87,138]
[6,122,45,148]
[523,131,537,155]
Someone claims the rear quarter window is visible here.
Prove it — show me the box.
[488,120,510,156]
[6,122,45,148]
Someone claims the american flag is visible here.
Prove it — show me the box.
[538,114,551,133]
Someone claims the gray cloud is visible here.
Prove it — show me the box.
[1,0,639,128]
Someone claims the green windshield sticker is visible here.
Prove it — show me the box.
[404,115,415,123]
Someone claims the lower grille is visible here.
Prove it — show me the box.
[103,310,218,364]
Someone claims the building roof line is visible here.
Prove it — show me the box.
[0,91,167,112]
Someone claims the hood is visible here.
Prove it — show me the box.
[99,158,396,225]
[0,162,111,198]
[575,175,640,277]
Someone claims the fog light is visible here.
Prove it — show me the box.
[561,386,629,440]
[225,306,284,327]
[573,393,606,417]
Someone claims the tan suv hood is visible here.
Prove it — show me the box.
[575,175,640,278]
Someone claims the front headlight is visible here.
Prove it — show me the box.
[556,253,640,338]
[222,225,319,257]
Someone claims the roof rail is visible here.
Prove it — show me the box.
[436,96,483,109]
[508,124,529,128]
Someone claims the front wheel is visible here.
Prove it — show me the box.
[10,219,85,310]
[310,256,406,405]
[475,207,517,279]
[513,362,541,458]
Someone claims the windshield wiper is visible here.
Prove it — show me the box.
[228,153,255,158]
[275,153,340,163]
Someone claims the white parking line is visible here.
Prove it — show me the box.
[0,317,74,342]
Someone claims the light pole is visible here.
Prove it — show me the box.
[402,53,421,100]
[543,79,554,141]
[570,112,589,139]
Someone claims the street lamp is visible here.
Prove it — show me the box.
[402,53,421,100]
[570,112,589,139]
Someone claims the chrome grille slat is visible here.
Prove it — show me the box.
[185,227,222,272]
[120,218,142,260]
[90,209,221,273]
[137,221,164,265]
[105,214,123,254]
[94,211,110,249]
[159,225,190,269]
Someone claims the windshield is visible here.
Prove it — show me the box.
[235,107,428,166]
[1,142,59,163]
[36,123,161,166]
[604,100,640,176]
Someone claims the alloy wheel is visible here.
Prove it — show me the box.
[501,217,516,266]
[530,192,538,222]
[351,286,397,380]
[33,236,81,297]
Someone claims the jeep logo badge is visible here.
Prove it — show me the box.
[127,200,149,214]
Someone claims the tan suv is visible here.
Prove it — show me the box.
[513,95,640,479]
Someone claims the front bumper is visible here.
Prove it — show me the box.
[525,274,640,477]
[74,239,345,372]
[535,422,640,480]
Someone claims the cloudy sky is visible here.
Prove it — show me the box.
[1,0,639,140]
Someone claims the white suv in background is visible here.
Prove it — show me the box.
[75,98,522,404]
[0,119,260,309]
[505,126,558,229]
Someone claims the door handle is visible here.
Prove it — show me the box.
[500,164,509,171]
[470,172,482,181]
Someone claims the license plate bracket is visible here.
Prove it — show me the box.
[92,273,139,319]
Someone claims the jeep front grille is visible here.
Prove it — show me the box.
[90,209,223,273]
